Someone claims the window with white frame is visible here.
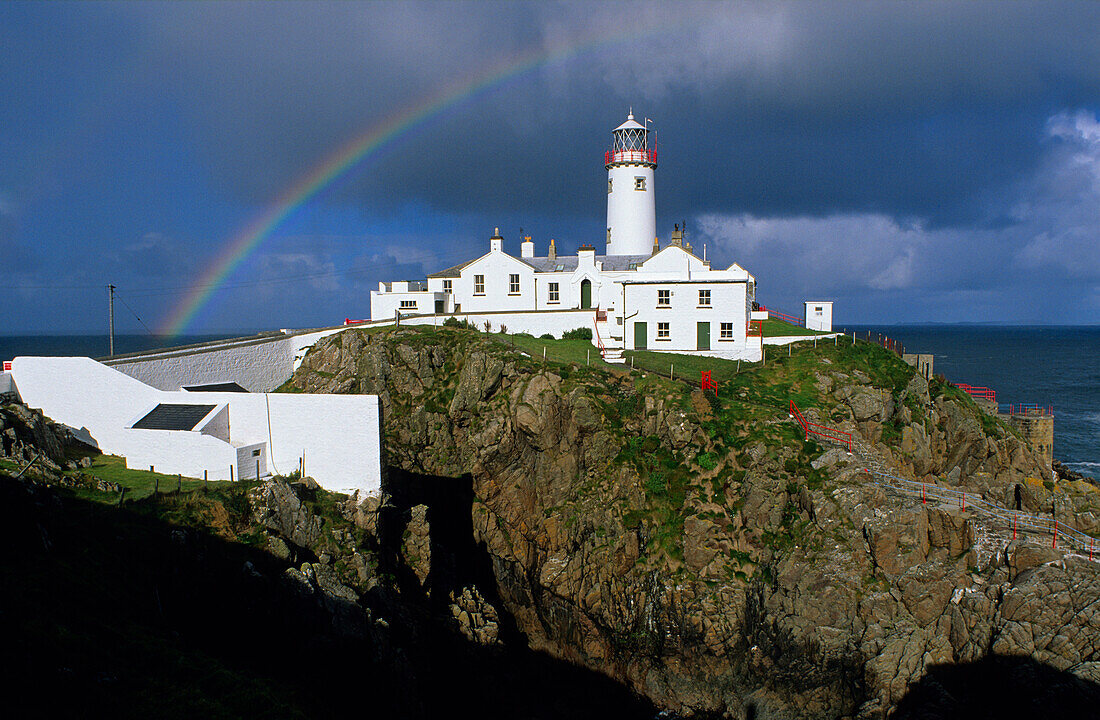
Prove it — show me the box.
[657,322,670,339]
[443,280,452,293]
[400,300,417,309]
[509,274,520,294]
[657,289,670,307]
[720,322,733,339]
[474,275,485,294]
[698,289,711,306]
[548,282,559,303]
[634,176,646,191]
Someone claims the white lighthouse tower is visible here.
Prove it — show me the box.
[605,110,657,256]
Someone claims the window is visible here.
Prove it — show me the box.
[399,300,417,309]
[657,322,670,339]
[815,306,823,313]
[627,262,637,270]
[657,289,670,307]
[634,176,646,191]
[548,282,560,303]
[509,274,520,294]
[555,264,564,271]
[251,448,261,457]
[720,322,733,339]
[607,178,613,193]
[474,275,485,294]
[443,280,452,293]
[698,289,711,306]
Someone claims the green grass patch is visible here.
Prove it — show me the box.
[761,318,831,337]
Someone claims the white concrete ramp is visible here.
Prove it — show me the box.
[11,357,382,496]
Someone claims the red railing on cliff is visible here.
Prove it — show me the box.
[789,400,852,452]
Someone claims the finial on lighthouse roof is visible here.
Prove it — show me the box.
[628,106,633,120]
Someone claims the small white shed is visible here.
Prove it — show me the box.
[804,301,834,331]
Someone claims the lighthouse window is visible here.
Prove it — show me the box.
[608,178,613,194]
[548,283,560,303]
[509,274,520,294]
[474,275,485,295]
[657,289,670,307]
[698,289,711,307]
[634,176,646,191]
[443,280,452,293]
[400,300,417,309]
[720,322,733,339]
[657,322,670,339]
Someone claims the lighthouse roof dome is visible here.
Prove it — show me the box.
[614,112,645,131]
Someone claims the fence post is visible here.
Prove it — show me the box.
[153,476,158,496]
[176,473,181,494]
[921,483,926,504]
[230,465,234,483]
[203,469,208,493]
[1013,514,1017,540]
[962,492,966,511]
[256,459,261,480]
[670,363,674,379]
[1053,519,1057,549]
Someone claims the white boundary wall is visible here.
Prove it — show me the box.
[11,357,381,496]
[103,327,349,392]
[764,333,841,347]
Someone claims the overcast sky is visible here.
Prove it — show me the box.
[2,1,1099,334]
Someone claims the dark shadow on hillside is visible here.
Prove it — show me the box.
[892,655,1100,719]
[0,473,657,719]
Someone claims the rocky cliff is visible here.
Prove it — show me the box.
[281,326,1100,718]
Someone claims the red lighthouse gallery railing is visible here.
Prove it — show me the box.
[605,149,657,165]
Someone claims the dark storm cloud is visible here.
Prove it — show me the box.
[93,1,1100,227]
[4,1,1100,330]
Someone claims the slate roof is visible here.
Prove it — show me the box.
[132,403,216,431]
[428,253,653,277]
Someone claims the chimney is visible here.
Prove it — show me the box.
[577,244,596,266]
[670,223,683,248]
[521,235,534,258]
[651,236,659,256]
[490,227,503,253]
[548,238,556,262]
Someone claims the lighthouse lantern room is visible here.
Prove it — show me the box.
[605,110,657,256]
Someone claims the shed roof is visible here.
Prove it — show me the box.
[132,403,216,431]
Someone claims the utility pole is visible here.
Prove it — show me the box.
[107,284,116,357]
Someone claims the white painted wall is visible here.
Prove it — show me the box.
[11,356,382,496]
[624,281,751,356]
[398,309,596,338]
[607,163,656,255]
[452,250,536,313]
[104,327,350,392]
[370,290,451,320]
[804,301,834,331]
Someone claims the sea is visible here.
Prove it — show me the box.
[2,326,1097,477]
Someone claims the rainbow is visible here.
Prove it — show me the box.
[161,33,647,337]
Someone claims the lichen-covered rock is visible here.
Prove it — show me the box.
[281,326,1100,719]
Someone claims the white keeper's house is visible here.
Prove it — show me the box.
[370,111,773,362]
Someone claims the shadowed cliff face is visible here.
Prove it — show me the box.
[286,326,1100,718]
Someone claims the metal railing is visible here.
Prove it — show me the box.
[790,400,1098,561]
[1004,404,1054,417]
[789,400,853,452]
[605,149,657,165]
[957,383,997,402]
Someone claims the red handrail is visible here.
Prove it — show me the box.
[789,400,852,452]
[956,383,997,402]
[1005,404,1054,417]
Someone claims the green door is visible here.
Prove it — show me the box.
[634,322,647,350]
[697,322,710,351]
[581,279,592,309]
